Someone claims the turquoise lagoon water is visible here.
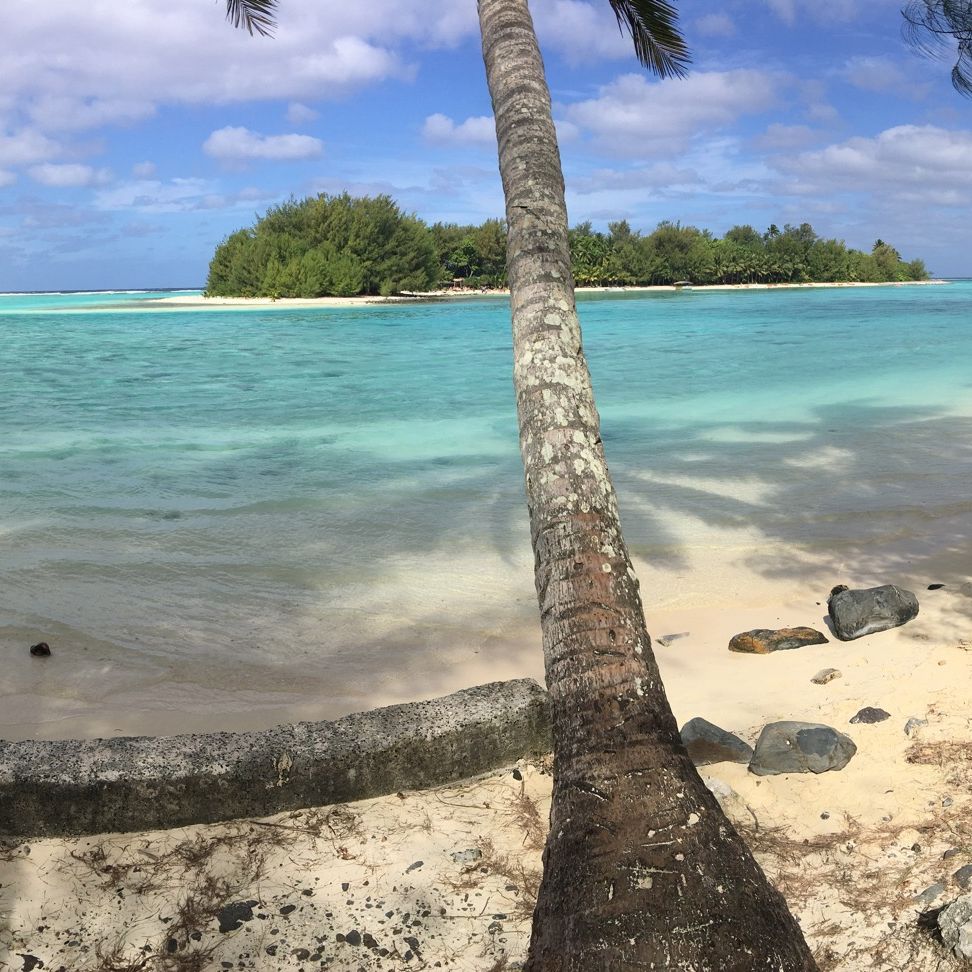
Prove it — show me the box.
[2,283,971,737]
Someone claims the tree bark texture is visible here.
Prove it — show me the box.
[477,0,818,968]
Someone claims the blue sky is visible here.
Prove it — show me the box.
[0,0,969,290]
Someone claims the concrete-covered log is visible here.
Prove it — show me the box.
[0,679,551,838]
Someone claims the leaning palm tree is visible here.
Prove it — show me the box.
[228,1,817,967]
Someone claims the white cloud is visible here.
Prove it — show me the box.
[286,102,319,124]
[422,113,495,146]
[774,125,972,203]
[765,0,798,25]
[694,13,736,37]
[94,177,278,213]
[763,0,865,25]
[532,0,632,64]
[840,56,930,99]
[571,162,701,194]
[0,170,16,187]
[565,70,783,155]
[28,162,111,187]
[0,1,455,120]
[27,96,155,133]
[755,123,821,150]
[132,161,156,178]
[0,129,61,167]
[203,126,324,162]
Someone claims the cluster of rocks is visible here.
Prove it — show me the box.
[727,583,921,655]
[680,716,858,776]
[682,583,928,777]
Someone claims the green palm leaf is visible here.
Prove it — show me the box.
[607,0,690,78]
[225,0,278,37]
[903,1,972,96]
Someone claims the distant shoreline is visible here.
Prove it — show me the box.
[147,278,949,309]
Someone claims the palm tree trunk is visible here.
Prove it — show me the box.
[477,0,818,967]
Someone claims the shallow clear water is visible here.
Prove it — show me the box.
[2,284,971,736]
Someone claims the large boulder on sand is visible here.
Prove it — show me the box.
[749,721,857,776]
[827,584,918,641]
[728,627,828,654]
[680,717,753,765]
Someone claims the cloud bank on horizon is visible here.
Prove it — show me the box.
[0,0,968,288]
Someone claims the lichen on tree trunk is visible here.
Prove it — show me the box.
[477,0,818,967]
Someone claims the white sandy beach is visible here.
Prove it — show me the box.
[4,571,972,969]
[145,279,947,310]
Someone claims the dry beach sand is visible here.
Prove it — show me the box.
[146,279,947,311]
[4,576,972,970]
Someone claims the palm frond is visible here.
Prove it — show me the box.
[902,0,972,97]
[607,0,690,78]
[225,0,278,37]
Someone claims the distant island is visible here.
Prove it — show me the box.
[204,193,929,299]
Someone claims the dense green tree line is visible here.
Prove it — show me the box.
[205,194,928,297]
[205,194,440,297]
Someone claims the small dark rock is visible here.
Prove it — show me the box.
[362,933,379,949]
[928,583,945,590]
[217,900,258,933]
[19,956,43,972]
[293,948,311,960]
[954,865,972,890]
[850,707,891,725]
[827,584,919,641]
[344,930,362,947]
[512,767,523,781]
[265,945,278,957]
[341,882,349,892]
[944,848,961,860]
[728,627,828,654]
[749,721,857,776]
[679,717,754,765]
[166,938,178,954]
[300,888,314,896]
[405,860,423,873]
[29,642,51,657]
[279,904,297,916]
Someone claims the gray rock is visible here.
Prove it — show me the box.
[914,882,945,907]
[450,848,483,865]
[827,584,919,641]
[904,717,928,736]
[728,627,828,654]
[849,707,891,725]
[749,721,857,776]
[954,865,972,890]
[939,894,972,959]
[811,668,842,685]
[680,717,754,765]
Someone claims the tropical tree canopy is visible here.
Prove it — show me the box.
[903,0,972,96]
[207,200,929,296]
